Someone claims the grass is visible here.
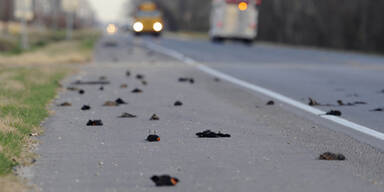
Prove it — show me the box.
[0,29,99,191]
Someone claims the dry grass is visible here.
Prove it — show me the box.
[0,176,29,192]
[0,116,20,134]
[0,41,92,67]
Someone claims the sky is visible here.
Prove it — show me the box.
[88,0,130,22]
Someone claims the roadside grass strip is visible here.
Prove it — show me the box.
[0,67,67,175]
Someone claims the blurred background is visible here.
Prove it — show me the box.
[1,0,384,53]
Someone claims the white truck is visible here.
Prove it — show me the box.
[210,0,261,44]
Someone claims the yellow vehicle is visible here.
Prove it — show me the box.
[132,2,164,36]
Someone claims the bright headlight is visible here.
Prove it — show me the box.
[107,24,117,34]
[153,22,163,32]
[133,22,144,32]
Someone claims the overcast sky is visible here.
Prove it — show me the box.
[88,0,129,22]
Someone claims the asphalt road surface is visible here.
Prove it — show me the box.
[30,34,384,192]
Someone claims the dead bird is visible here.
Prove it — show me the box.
[78,89,85,95]
[118,113,137,118]
[126,70,131,77]
[115,98,128,105]
[146,131,160,142]
[353,101,367,105]
[196,130,231,138]
[136,74,144,80]
[120,84,128,88]
[72,80,110,85]
[67,86,79,91]
[58,102,72,107]
[103,101,118,106]
[319,152,346,161]
[337,100,345,106]
[337,100,367,106]
[325,110,342,116]
[174,101,183,106]
[308,97,320,106]
[86,120,103,126]
[370,108,384,112]
[266,100,275,106]
[131,88,143,93]
[178,77,194,84]
[81,105,91,110]
[151,175,179,186]
[150,114,160,121]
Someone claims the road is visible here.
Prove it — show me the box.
[29,34,384,192]
[153,36,384,134]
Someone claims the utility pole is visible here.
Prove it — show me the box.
[15,0,33,50]
[66,11,74,40]
[62,0,78,40]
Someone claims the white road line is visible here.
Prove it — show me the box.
[146,42,384,141]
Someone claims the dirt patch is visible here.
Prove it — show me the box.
[0,176,28,192]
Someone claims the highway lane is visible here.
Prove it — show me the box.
[149,36,384,135]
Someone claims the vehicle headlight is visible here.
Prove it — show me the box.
[153,22,163,32]
[107,24,117,34]
[133,22,144,32]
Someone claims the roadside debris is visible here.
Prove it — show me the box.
[318,152,346,161]
[118,113,137,118]
[86,120,103,126]
[132,88,143,93]
[120,84,128,88]
[214,77,221,82]
[337,100,367,106]
[78,89,85,95]
[150,114,160,121]
[99,76,107,81]
[370,108,384,112]
[325,110,342,116]
[196,130,231,138]
[103,41,117,47]
[72,80,110,85]
[141,80,147,86]
[151,175,179,186]
[29,133,39,137]
[136,74,144,80]
[266,100,275,106]
[309,98,367,107]
[178,77,194,84]
[146,131,160,142]
[308,97,320,106]
[103,101,118,107]
[81,105,91,110]
[126,70,131,77]
[115,98,127,105]
[58,102,72,107]
[99,86,104,91]
[174,101,183,106]
[67,86,79,91]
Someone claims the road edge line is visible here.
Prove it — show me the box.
[146,42,384,141]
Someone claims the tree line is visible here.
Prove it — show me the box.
[130,0,384,53]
